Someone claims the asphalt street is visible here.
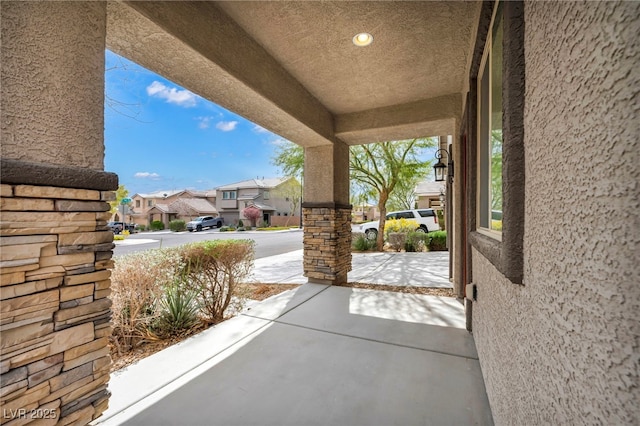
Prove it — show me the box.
[113,228,303,259]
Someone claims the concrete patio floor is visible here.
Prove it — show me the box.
[249,250,451,287]
[97,256,494,425]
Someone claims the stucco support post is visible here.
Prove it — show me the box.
[1,3,116,424]
[302,141,352,285]
[451,129,465,299]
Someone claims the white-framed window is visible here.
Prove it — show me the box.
[263,191,270,200]
[135,200,140,208]
[147,200,153,207]
[222,191,237,200]
[477,1,503,238]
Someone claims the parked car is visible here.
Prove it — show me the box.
[187,216,224,232]
[107,221,136,234]
[359,209,439,240]
[107,221,123,234]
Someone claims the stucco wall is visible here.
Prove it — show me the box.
[472,1,639,424]
[1,2,106,170]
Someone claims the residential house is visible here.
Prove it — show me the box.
[351,203,379,223]
[415,181,446,210]
[2,2,637,424]
[216,177,300,226]
[130,189,218,228]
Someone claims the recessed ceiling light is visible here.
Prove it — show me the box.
[353,32,373,47]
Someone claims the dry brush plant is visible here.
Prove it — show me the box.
[110,248,183,353]
[179,239,255,324]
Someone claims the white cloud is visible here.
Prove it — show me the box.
[134,172,161,180]
[196,116,214,129]
[216,121,238,132]
[253,124,269,134]
[146,81,197,107]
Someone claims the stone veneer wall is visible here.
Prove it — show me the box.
[302,207,352,284]
[1,164,117,425]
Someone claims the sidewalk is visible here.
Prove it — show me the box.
[249,250,451,287]
[96,251,493,426]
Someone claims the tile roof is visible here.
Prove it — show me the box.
[133,189,186,199]
[217,177,288,190]
[415,181,445,196]
[171,198,218,214]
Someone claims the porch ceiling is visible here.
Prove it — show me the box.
[107,1,481,147]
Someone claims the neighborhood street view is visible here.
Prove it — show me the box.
[112,227,303,258]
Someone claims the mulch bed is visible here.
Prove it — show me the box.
[109,283,299,372]
[336,282,455,297]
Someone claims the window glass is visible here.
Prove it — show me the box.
[490,4,503,231]
[418,210,434,217]
[478,2,503,235]
[263,191,270,200]
[223,191,237,200]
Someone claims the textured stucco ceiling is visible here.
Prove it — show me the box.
[217,1,480,115]
[107,1,481,146]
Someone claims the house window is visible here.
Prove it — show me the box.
[263,191,270,200]
[477,1,503,237]
[469,0,525,284]
[222,191,237,200]
[147,200,153,207]
[135,200,140,208]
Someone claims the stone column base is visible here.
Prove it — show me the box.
[302,204,352,285]
[1,159,117,424]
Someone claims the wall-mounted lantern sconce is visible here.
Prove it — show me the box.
[433,149,453,182]
[439,189,446,206]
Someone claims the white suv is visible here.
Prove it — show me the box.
[358,209,439,240]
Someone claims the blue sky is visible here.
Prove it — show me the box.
[104,50,285,196]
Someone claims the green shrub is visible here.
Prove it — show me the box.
[138,224,146,231]
[237,227,246,232]
[113,234,125,241]
[169,219,186,232]
[405,232,429,252]
[352,233,375,251]
[259,220,269,228]
[150,220,165,231]
[237,219,244,228]
[426,230,448,251]
[178,240,255,324]
[154,278,199,337]
[219,226,230,232]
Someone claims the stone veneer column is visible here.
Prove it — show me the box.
[1,160,118,424]
[303,142,352,284]
[1,2,115,424]
[303,205,352,284]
